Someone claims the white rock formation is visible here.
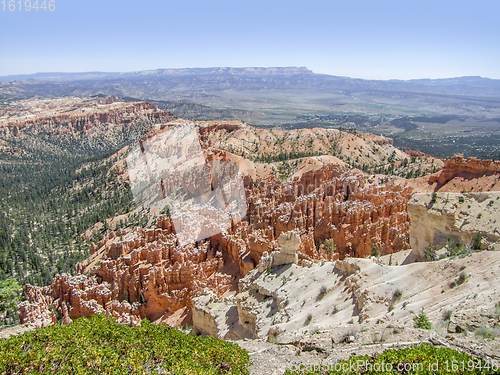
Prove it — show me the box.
[257,251,272,273]
[407,192,500,261]
[272,230,300,266]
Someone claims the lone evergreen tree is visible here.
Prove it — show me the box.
[371,242,380,257]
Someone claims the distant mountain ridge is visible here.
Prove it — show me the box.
[408,76,500,89]
[1,67,499,92]
[0,67,314,82]
[1,67,499,125]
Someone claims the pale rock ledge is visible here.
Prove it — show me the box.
[407,192,500,261]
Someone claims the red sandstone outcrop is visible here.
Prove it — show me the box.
[20,220,232,327]
[18,285,56,329]
[430,154,500,186]
[243,164,412,260]
[19,162,412,328]
[0,96,176,138]
[404,149,431,158]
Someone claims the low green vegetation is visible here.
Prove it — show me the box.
[316,286,328,301]
[475,326,500,340]
[424,233,487,264]
[371,242,380,257]
[0,314,250,374]
[445,238,470,258]
[304,313,313,326]
[388,289,403,312]
[323,240,336,260]
[443,309,453,321]
[413,308,432,330]
[472,232,483,251]
[159,204,171,217]
[393,289,403,301]
[276,160,299,180]
[444,234,485,259]
[254,150,321,163]
[431,192,438,203]
[457,271,468,285]
[424,245,438,261]
[286,344,498,374]
[491,302,500,319]
[0,278,21,313]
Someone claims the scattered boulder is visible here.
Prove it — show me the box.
[447,311,498,334]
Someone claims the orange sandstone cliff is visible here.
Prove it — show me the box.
[399,154,500,193]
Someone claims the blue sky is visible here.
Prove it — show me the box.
[0,0,499,79]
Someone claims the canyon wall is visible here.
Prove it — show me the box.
[430,155,500,186]
[0,96,176,139]
[19,162,413,328]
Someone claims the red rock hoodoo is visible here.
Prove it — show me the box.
[20,163,412,327]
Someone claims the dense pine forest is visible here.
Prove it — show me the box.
[0,149,134,284]
[0,112,159,324]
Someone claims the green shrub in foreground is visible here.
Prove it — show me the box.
[0,314,250,374]
[286,344,499,374]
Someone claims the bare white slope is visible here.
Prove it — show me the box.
[194,251,500,340]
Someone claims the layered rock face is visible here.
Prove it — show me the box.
[18,285,57,329]
[430,154,500,186]
[396,153,500,194]
[273,231,300,266]
[0,96,175,138]
[407,192,500,260]
[192,250,500,341]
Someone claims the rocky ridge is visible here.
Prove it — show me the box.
[0,96,177,157]
[429,154,500,187]
[0,96,174,137]
[397,154,500,193]
[191,245,500,343]
[198,121,412,171]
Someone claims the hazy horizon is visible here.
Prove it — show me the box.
[0,66,498,83]
[1,0,499,80]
